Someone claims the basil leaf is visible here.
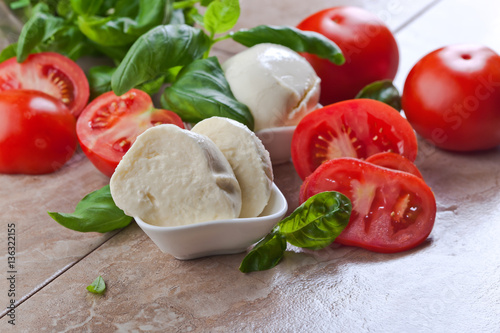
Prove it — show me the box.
[204,0,240,35]
[0,43,18,63]
[201,0,216,6]
[9,0,30,10]
[87,276,106,294]
[88,65,115,99]
[16,10,65,62]
[239,228,287,273]
[111,24,211,96]
[355,79,402,111]
[48,185,133,233]
[71,0,104,16]
[230,25,345,65]
[77,0,169,47]
[279,191,351,250]
[161,56,254,130]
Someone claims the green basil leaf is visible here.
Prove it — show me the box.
[16,10,65,62]
[231,25,345,65]
[278,191,351,250]
[111,24,211,96]
[87,276,106,294]
[9,0,30,10]
[204,0,240,35]
[48,185,133,233]
[161,56,254,130]
[71,0,105,16]
[0,43,18,63]
[200,0,216,6]
[47,25,98,60]
[88,65,115,99]
[56,0,73,18]
[77,0,168,47]
[239,228,287,273]
[355,79,402,111]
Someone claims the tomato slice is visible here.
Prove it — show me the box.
[365,152,423,179]
[291,99,418,180]
[76,89,185,177]
[0,52,89,117]
[300,158,436,253]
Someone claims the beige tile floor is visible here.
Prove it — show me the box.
[1,0,500,331]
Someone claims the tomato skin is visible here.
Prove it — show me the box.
[365,152,423,178]
[402,44,500,151]
[297,7,399,106]
[300,158,436,253]
[77,89,185,177]
[291,99,418,180]
[0,90,77,174]
[0,52,89,117]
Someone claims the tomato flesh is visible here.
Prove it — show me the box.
[291,99,418,180]
[0,52,89,117]
[77,89,185,177]
[0,90,77,174]
[300,158,436,253]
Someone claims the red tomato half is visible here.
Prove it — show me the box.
[300,158,436,253]
[291,99,418,180]
[0,90,77,174]
[297,6,399,106]
[402,44,500,151]
[0,52,89,117]
[77,89,185,177]
[366,152,423,178]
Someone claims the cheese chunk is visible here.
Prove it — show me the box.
[222,43,321,131]
[110,124,242,227]
[192,117,273,218]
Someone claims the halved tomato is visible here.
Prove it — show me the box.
[77,89,185,177]
[366,152,423,178]
[300,158,436,253]
[0,52,89,117]
[0,90,77,174]
[291,99,418,180]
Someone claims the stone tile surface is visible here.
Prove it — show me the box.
[2,0,500,332]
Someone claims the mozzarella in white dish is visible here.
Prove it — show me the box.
[222,43,321,132]
[110,124,242,227]
[192,117,273,218]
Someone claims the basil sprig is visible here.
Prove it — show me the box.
[355,79,402,111]
[161,56,254,129]
[240,191,352,273]
[48,185,132,233]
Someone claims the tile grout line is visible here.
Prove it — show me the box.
[393,0,444,34]
[0,227,125,319]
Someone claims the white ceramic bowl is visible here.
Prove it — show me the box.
[135,183,288,260]
[256,126,295,165]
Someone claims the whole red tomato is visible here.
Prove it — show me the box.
[0,90,77,174]
[402,44,500,151]
[297,6,399,106]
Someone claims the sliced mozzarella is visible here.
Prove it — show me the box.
[110,124,241,227]
[222,43,321,131]
[192,117,273,218]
